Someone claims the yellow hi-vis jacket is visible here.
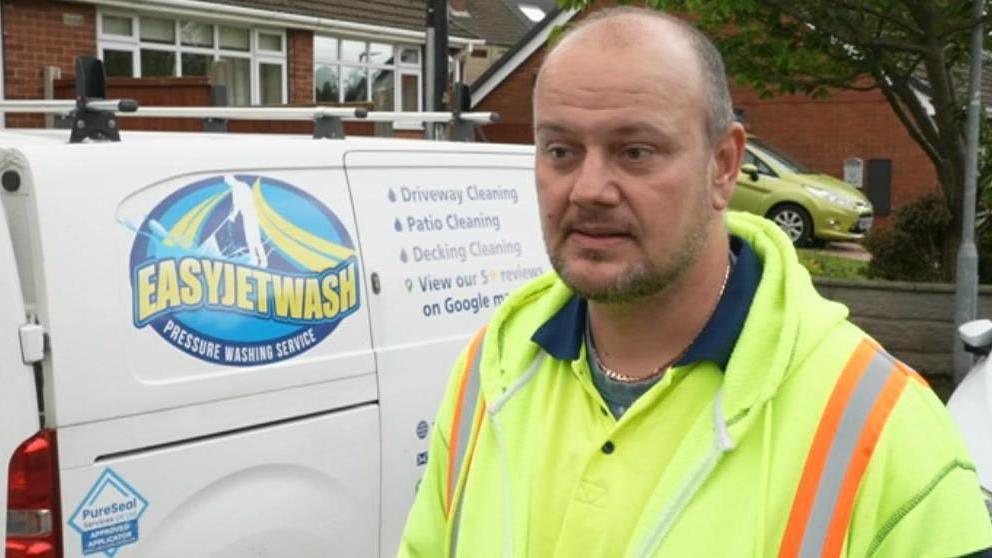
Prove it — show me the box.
[400,212,992,557]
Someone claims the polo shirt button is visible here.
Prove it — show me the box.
[601,441,615,454]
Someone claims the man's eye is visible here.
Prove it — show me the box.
[623,147,651,161]
[547,146,570,160]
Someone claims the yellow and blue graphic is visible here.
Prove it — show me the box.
[128,174,360,366]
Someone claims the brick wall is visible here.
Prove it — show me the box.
[287,29,314,105]
[3,0,96,126]
[813,278,992,400]
[474,47,542,145]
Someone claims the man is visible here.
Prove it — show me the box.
[401,7,992,557]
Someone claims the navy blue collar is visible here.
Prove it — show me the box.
[531,236,762,370]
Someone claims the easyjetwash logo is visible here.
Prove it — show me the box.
[128,175,360,366]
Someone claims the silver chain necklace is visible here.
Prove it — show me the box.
[592,259,733,384]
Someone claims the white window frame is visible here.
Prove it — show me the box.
[395,44,422,117]
[97,12,139,77]
[255,29,285,55]
[255,29,287,105]
[96,9,288,105]
[256,60,288,106]
[398,69,422,113]
[314,35,423,117]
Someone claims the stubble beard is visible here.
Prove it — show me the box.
[550,210,713,304]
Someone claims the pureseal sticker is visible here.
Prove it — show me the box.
[68,469,149,557]
[125,175,361,366]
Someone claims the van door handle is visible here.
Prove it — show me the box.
[19,323,45,364]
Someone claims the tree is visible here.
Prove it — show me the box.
[560,0,990,279]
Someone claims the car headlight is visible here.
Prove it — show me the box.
[803,185,859,210]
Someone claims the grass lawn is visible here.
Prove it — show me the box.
[797,249,868,280]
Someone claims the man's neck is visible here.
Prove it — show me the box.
[587,236,731,380]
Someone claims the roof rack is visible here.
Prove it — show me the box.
[0,102,498,141]
[0,56,499,142]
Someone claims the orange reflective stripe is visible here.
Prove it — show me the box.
[779,339,876,558]
[821,367,908,556]
[445,326,487,517]
[780,342,918,558]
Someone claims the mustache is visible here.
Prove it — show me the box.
[561,209,636,235]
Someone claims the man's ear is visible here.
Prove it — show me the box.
[711,123,747,211]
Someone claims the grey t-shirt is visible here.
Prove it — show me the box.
[585,322,661,419]
[585,251,740,419]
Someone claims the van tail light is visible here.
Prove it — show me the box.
[5,429,62,558]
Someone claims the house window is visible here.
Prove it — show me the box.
[97,11,287,106]
[314,36,421,112]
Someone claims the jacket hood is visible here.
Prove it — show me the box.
[719,212,848,436]
[477,211,850,444]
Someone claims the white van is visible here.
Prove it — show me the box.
[950,320,992,512]
[0,125,548,557]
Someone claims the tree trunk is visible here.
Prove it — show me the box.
[942,161,966,282]
[945,218,963,282]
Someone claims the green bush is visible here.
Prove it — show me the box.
[978,194,992,282]
[797,250,867,280]
[864,193,951,282]
[980,239,992,284]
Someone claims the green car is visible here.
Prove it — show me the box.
[732,137,874,246]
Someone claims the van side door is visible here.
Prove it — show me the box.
[344,148,550,556]
[9,140,380,558]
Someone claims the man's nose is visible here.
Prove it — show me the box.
[569,150,620,206]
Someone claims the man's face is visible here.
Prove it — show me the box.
[533,27,726,302]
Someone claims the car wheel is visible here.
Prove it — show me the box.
[767,204,813,246]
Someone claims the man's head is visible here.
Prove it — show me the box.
[533,7,746,303]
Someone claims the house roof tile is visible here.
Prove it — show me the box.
[202,1,546,47]
[450,0,532,47]
[206,0,455,35]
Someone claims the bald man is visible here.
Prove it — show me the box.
[400,7,992,557]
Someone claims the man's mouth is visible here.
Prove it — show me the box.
[566,224,633,248]
[572,226,627,236]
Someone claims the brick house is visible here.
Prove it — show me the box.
[470,7,950,224]
[0,1,957,221]
[0,0,547,131]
